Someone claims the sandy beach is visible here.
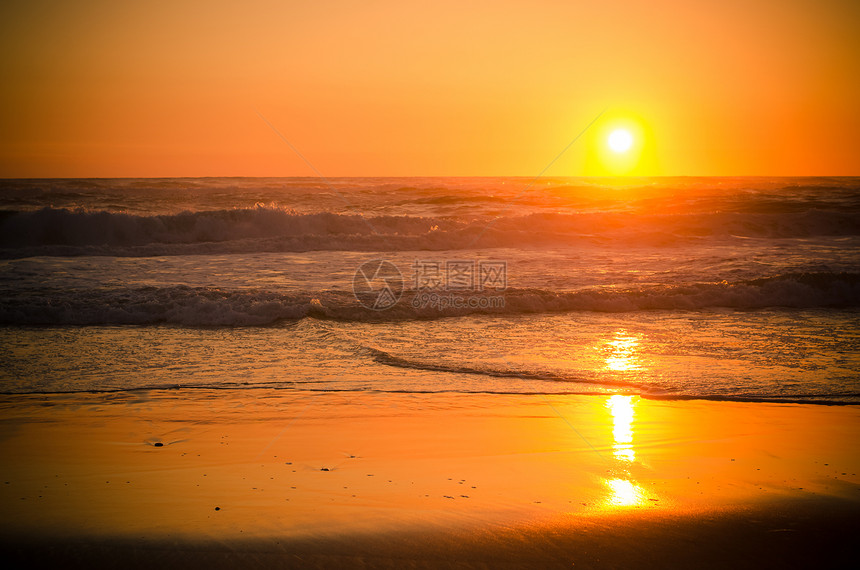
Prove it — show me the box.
[1,389,858,568]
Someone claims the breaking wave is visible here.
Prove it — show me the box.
[1,206,859,258]
[2,272,857,326]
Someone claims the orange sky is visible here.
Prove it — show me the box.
[1,0,858,177]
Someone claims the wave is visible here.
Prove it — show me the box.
[2,272,857,326]
[364,346,644,388]
[361,346,860,405]
[1,206,859,258]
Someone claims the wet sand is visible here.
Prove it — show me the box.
[1,389,858,568]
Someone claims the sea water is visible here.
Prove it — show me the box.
[1,177,858,403]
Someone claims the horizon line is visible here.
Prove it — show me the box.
[1,174,859,181]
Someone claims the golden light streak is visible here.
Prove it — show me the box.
[601,394,652,508]
[607,394,636,462]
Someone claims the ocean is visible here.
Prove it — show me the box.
[1,176,858,404]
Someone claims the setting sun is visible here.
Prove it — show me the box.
[608,129,633,153]
[581,113,658,176]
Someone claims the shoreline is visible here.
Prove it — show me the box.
[2,386,857,408]
[2,389,858,567]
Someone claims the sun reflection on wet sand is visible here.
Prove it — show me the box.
[602,394,651,508]
[607,394,635,462]
[605,478,645,507]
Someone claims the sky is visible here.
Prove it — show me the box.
[1,0,858,177]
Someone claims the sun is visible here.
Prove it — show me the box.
[608,129,633,153]
[584,113,655,175]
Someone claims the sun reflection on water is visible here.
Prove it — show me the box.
[603,329,642,372]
